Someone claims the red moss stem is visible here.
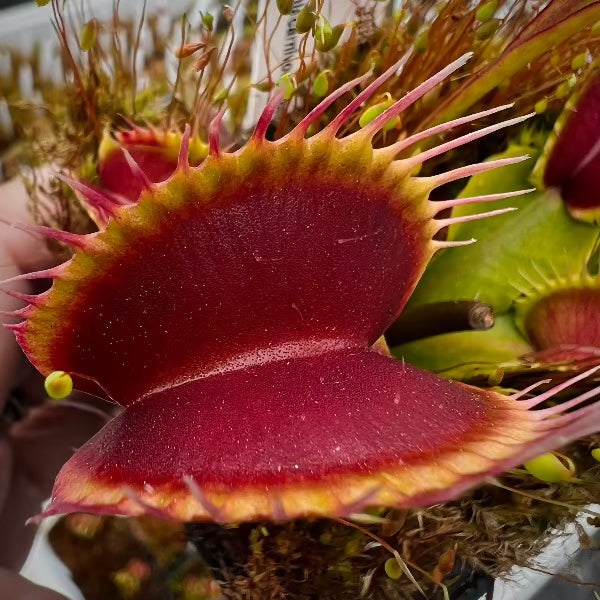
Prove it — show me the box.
[131,0,148,114]
[167,14,188,129]
[51,0,100,139]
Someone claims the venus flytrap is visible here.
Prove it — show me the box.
[4,53,600,527]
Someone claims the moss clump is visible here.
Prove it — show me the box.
[184,442,600,599]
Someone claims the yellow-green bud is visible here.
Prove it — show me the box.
[475,0,498,22]
[112,571,141,598]
[278,73,296,100]
[45,371,73,400]
[524,452,574,483]
[314,16,331,44]
[344,538,362,557]
[36,0,51,5]
[319,531,333,544]
[556,81,571,99]
[316,23,345,52]
[591,448,600,462]
[359,95,399,132]
[254,81,274,93]
[202,12,214,32]
[360,103,386,128]
[384,558,403,579]
[486,368,503,387]
[475,18,500,40]
[296,1,316,34]
[414,30,428,52]
[534,98,548,114]
[80,19,98,52]
[276,0,293,15]
[212,87,228,104]
[571,52,589,71]
[406,17,419,36]
[313,70,331,97]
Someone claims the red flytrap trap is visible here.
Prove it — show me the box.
[4,52,600,526]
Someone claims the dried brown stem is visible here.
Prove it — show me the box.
[385,300,495,346]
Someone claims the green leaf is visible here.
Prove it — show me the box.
[408,145,600,314]
[392,315,532,374]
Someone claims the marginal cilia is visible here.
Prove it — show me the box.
[4,53,600,524]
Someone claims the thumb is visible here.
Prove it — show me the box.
[0,568,68,600]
